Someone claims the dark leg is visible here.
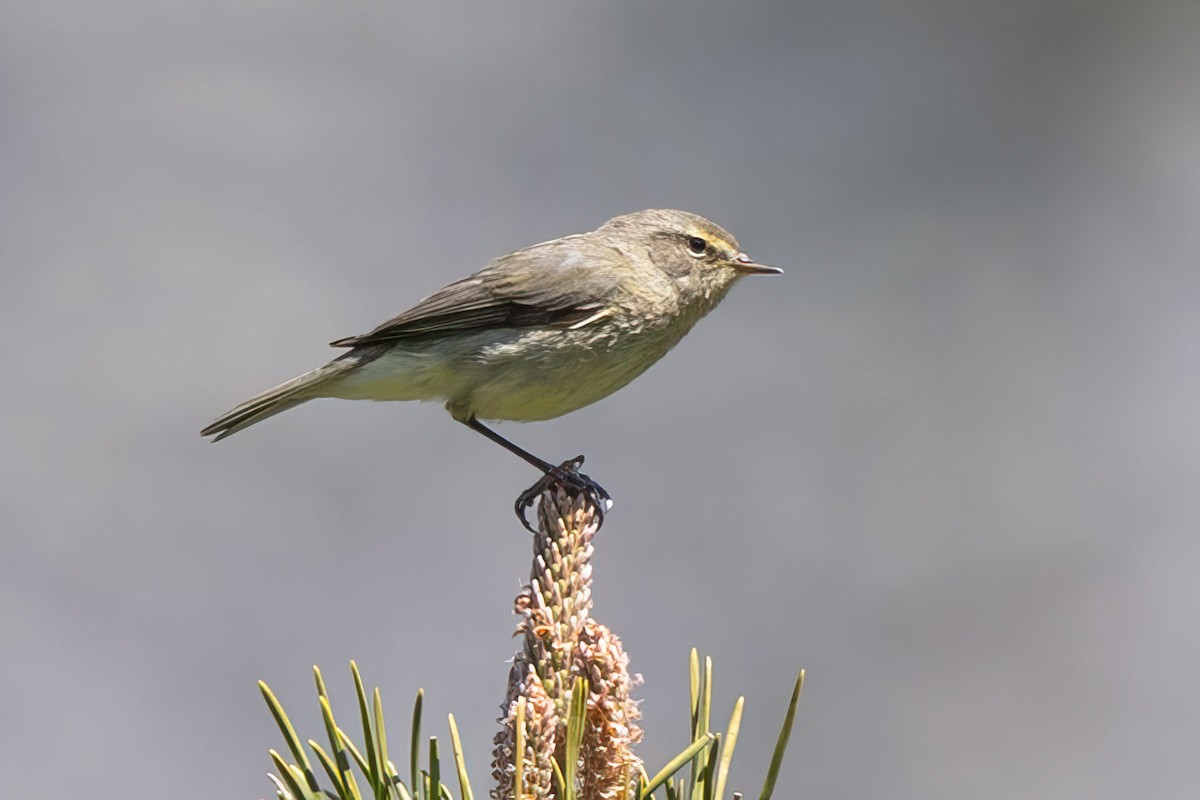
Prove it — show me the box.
[460,417,612,533]
[464,417,556,472]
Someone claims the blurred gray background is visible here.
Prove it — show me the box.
[3,1,1198,797]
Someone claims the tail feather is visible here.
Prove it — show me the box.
[201,358,357,441]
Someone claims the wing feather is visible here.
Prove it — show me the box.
[330,235,622,348]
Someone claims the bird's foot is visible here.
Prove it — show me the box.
[514,455,613,534]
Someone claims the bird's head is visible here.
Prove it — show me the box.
[599,209,782,309]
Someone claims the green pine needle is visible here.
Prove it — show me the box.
[373,688,393,799]
[428,737,441,800]
[446,714,474,800]
[713,696,744,800]
[514,697,527,800]
[337,727,373,787]
[260,681,315,781]
[269,749,310,800]
[308,739,347,798]
[689,656,713,799]
[551,750,567,798]
[641,734,714,799]
[410,689,424,798]
[348,662,382,798]
[564,676,589,800]
[688,649,700,736]
[758,670,804,800]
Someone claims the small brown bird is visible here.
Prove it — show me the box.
[202,209,781,526]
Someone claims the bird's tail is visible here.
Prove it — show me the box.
[201,357,359,442]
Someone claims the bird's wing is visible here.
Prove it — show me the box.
[329,236,622,348]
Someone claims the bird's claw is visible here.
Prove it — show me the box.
[514,455,613,534]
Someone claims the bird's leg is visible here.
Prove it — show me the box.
[461,417,612,533]
[463,416,556,472]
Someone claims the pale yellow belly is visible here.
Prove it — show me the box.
[323,324,683,422]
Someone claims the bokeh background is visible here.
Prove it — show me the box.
[3,1,1199,797]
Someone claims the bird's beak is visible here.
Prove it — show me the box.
[731,253,784,275]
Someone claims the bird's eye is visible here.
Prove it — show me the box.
[687,236,708,256]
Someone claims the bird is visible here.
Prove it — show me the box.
[201,209,781,527]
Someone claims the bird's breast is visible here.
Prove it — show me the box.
[461,317,687,422]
